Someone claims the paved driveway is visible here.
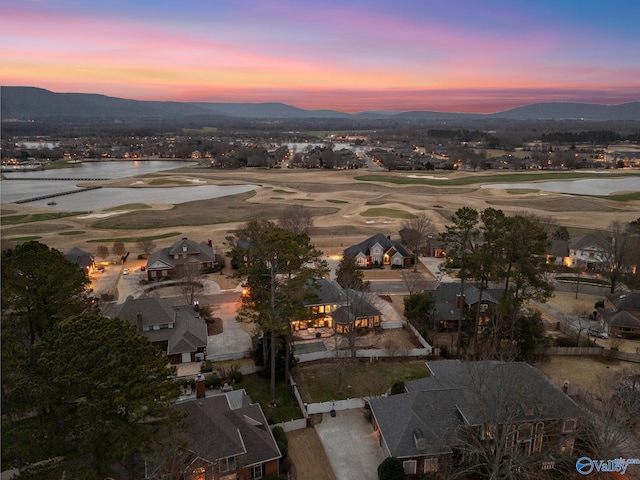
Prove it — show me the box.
[315,409,386,480]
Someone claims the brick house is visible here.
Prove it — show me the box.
[145,390,282,480]
[369,360,582,476]
[146,237,217,280]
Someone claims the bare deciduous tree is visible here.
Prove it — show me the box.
[278,203,314,237]
[136,239,157,257]
[112,241,126,257]
[178,262,202,306]
[96,245,109,260]
[400,213,435,271]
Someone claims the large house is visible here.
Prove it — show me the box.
[369,360,582,476]
[431,283,500,331]
[146,237,217,280]
[597,291,640,338]
[291,278,382,333]
[568,233,611,271]
[344,233,412,268]
[117,296,207,364]
[64,247,95,276]
[145,389,282,480]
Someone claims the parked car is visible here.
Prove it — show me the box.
[588,328,608,339]
[96,266,105,273]
[140,265,146,272]
[123,268,129,275]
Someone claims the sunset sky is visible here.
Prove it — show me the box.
[2,0,639,113]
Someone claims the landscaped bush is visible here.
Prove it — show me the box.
[204,373,221,389]
[390,381,405,395]
[201,360,213,373]
[271,426,288,459]
[378,456,405,480]
[230,369,243,384]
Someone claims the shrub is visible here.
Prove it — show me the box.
[390,381,405,395]
[204,373,221,389]
[230,369,243,384]
[201,360,213,373]
[594,299,605,309]
[272,426,288,459]
[378,456,405,480]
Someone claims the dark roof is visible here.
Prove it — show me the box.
[601,309,640,329]
[147,237,216,271]
[65,247,93,268]
[333,291,381,325]
[431,283,499,320]
[343,233,411,258]
[569,233,611,252]
[606,292,640,312]
[175,390,281,467]
[548,240,569,258]
[303,278,346,306]
[117,296,207,354]
[369,360,582,459]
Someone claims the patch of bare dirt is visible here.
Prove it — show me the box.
[286,428,337,480]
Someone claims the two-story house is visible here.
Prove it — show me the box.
[568,233,611,271]
[146,237,217,280]
[292,278,382,333]
[344,233,412,268]
[145,389,282,480]
[369,360,582,477]
[597,291,640,338]
[117,296,207,364]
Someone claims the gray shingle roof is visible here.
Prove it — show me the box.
[116,297,206,355]
[343,233,411,259]
[175,390,281,467]
[370,360,582,459]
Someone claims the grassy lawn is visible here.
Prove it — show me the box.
[355,171,640,186]
[149,178,192,185]
[86,231,183,243]
[1,212,86,225]
[239,374,303,424]
[293,359,430,403]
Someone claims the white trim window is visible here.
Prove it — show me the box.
[403,459,417,474]
[252,463,263,480]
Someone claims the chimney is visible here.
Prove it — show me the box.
[136,313,143,333]
[208,239,212,247]
[195,373,206,399]
[455,294,466,309]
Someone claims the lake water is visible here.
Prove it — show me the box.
[1,160,258,210]
[480,176,640,195]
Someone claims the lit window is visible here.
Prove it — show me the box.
[423,458,438,473]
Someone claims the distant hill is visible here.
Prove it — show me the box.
[2,86,639,122]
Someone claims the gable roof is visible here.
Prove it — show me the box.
[147,237,216,271]
[65,247,94,268]
[606,292,640,312]
[116,296,206,354]
[303,278,346,306]
[174,390,281,467]
[369,360,582,459]
[569,233,611,252]
[431,284,500,320]
[600,309,640,329]
[343,233,411,258]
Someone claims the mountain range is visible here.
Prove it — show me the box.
[2,86,639,122]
